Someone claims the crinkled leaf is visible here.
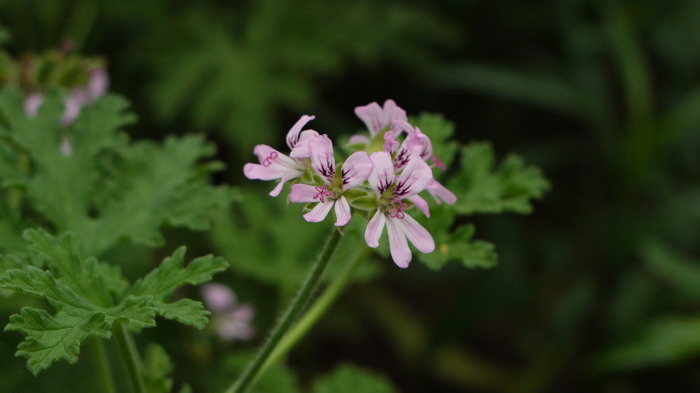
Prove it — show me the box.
[311,364,398,393]
[449,142,549,215]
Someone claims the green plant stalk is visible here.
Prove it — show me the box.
[113,321,147,393]
[225,228,342,393]
[90,337,116,393]
[258,247,368,375]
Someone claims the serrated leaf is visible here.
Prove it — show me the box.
[5,307,111,375]
[0,230,225,373]
[311,364,398,393]
[449,142,549,215]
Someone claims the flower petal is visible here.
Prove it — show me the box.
[308,134,336,181]
[426,179,457,205]
[408,195,430,217]
[87,68,109,102]
[394,155,432,198]
[269,175,293,197]
[386,216,412,268]
[334,196,351,226]
[354,102,385,135]
[395,213,435,254]
[290,130,320,159]
[252,145,298,169]
[364,210,386,248]
[383,99,408,125]
[286,114,315,150]
[243,163,284,180]
[341,151,373,190]
[383,130,400,154]
[368,151,395,195]
[303,200,334,222]
[289,184,320,203]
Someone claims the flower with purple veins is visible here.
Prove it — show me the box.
[364,151,435,268]
[289,134,372,226]
[201,283,255,341]
[243,115,317,196]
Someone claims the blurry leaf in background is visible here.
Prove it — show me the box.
[142,0,456,153]
[143,343,174,393]
[449,142,550,215]
[211,188,380,291]
[311,363,398,393]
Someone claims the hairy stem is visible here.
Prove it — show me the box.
[225,228,342,393]
[259,247,367,375]
[90,337,116,393]
[113,321,147,393]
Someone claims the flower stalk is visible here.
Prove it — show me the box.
[225,228,342,393]
[113,321,147,393]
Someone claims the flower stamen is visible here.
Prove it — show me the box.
[312,184,334,203]
[262,151,279,167]
[389,199,407,219]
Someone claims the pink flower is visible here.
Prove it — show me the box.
[24,93,44,118]
[350,99,407,145]
[364,151,435,268]
[290,134,372,226]
[201,283,255,341]
[243,115,315,196]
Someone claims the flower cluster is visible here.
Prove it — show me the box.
[201,283,255,341]
[244,100,457,268]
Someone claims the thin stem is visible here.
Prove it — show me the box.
[90,337,116,393]
[259,247,367,375]
[113,321,147,393]
[224,229,342,393]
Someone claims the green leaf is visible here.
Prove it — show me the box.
[5,308,111,375]
[311,364,398,393]
[449,142,549,215]
[143,344,174,393]
[416,205,497,270]
[0,229,227,373]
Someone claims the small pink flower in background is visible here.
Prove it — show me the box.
[289,134,372,226]
[243,115,316,196]
[350,99,407,145]
[364,152,435,268]
[24,93,44,118]
[201,283,255,341]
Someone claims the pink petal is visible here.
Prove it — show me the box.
[386,216,412,268]
[341,151,373,190]
[368,151,395,195]
[334,196,351,226]
[348,134,370,145]
[231,304,255,321]
[355,101,385,135]
[217,316,254,341]
[24,93,44,118]
[404,127,433,161]
[309,134,336,181]
[62,90,87,126]
[426,179,457,205]
[303,200,334,222]
[364,210,386,248]
[286,115,315,150]
[289,184,320,203]
[290,130,320,159]
[243,163,284,180]
[383,130,399,154]
[201,283,236,312]
[394,155,432,198]
[269,175,293,197]
[383,99,408,125]
[252,145,298,169]
[408,195,430,217]
[395,213,435,254]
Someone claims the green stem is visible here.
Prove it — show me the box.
[224,229,342,393]
[90,337,116,393]
[259,248,367,375]
[113,321,147,393]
